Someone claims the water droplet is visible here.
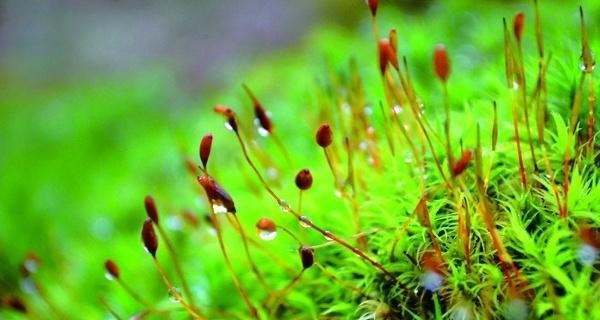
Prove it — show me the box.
[368,157,376,165]
[206,226,217,236]
[24,259,38,273]
[167,215,183,231]
[359,141,368,151]
[168,287,182,303]
[299,216,312,228]
[392,105,402,115]
[578,243,598,266]
[420,270,443,292]
[224,122,234,131]
[21,278,37,294]
[278,199,290,213]
[342,103,351,115]
[258,229,277,241]
[257,127,270,137]
[512,81,520,90]
[364,106,373,116]
[212,202,228,214]
[266,167,278,180]
[334,190,343,198]
[105,272,116,281]
[324,231,334,241]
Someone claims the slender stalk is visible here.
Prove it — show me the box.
[515,40,539,173]
[442,83,454,171]
[97,296,122,320]
[34,280,67,320]
[315,262,367,298]
[271,132,294,169]
[228,214,274,293]
[297,190,303,214]
[218,218,297,276]
[587,74,596,154]
[278,224,303,245]
[207,213,258,319]
[117,279,154,312]
[344,137,366,249]
[510,89,528,188]
[564,73,586,218]
[267,269,305,315]
[155,224,196,310]
[152,258,203,319]
[323,147,341,190]
[390,67,452,188]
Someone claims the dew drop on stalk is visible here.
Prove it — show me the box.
[257,126,270,137]
[105,272,116,281]
[224,122,234,131]
[299,216,312,228]
[392,105,402,115]
[334,190,343,198]
[212,202,228,214]
[278,199,290,213]
[364,106,373,116]
[324,231,334,241]
[168,287,182,303]
[368,157,376,165]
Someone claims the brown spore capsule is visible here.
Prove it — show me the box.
[200,133,213,169]
[295,169,313,190]
[433,44,450,82]
[316,124,333,147]
[256,218,276,233]
[378,39,397,74]
[141,218,158,257]
[104,259,120,279]
[213,105,238,132]
[513,12,525,43]
[451,150,473,177]
[299,246,315,269]
[367,0,378,16]
[198,175,237,214]
[144,195,159,224]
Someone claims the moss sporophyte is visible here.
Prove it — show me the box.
[5,1,600,319]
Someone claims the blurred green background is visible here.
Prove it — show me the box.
[0,0,598,318]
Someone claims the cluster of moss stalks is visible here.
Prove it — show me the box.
[3,0,600,319]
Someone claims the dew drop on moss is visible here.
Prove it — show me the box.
[299,216,312,228]
[278,199,290,213]
[168,287,182,303]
